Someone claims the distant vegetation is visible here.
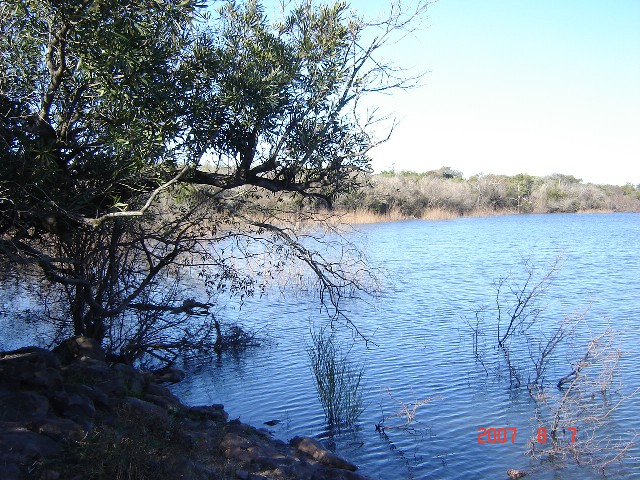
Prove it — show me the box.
[331,167,640,221]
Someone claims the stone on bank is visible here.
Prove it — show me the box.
[0,337,367,479]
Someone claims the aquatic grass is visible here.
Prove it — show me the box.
[307,328,365,428]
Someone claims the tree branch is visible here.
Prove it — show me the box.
[86,165,190,228]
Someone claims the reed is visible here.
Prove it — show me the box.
[307,328,364,428]
[334,208,407,224]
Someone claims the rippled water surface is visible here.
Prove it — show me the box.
[4,213,637,479]
[169,213,640,479]
[171,213,640,479]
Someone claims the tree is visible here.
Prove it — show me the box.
[1,0,426,362]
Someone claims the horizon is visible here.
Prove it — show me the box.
[370,165,638,187]
[327,0,640,187]
[234,0,640,187]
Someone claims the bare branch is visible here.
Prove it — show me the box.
[86,166,190,228]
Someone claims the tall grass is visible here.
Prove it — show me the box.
[307,328,364,428]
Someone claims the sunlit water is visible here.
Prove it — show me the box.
[172,213,640,479]
[2,213,639,479]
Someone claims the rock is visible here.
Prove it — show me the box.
[291,436,358,471]
[112,363,145,396]
[507,469,528,479]
[188,404,228,422]
[121,396,169,421]
[0,344,369,479]
[221,431,282,466]
[40,470,61,480]
[144,381,177,398]
[0,346,60,368]
[0,462,21,480]
[0,391,50,422]
[0,430,63,459]
[51,391,96,426]
[53,336,105,364]
[31,417,86,443]
[62,357,110,384]
[0,347,62,389]
[149,365,186,384]
[64,383,110,408]
[143,393,185,414]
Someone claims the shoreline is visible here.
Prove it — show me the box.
[330,207,631,225]
[0,337,368,480]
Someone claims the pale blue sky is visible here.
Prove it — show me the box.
[259,0,640,185]
[349,0,640,185]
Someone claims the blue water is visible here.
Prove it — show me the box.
[171,213,640,479]
[3,213,638,478]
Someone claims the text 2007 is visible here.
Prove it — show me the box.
[478,427,578,444]
[477,427,517,444]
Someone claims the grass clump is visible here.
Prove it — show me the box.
[307,328,365,429]
[35,404,233,480]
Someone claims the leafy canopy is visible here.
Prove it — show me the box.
[1,0,425,355]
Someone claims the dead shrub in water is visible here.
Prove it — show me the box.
[375,388,440,434]
[527,328,638,473]
[468,257,569,388]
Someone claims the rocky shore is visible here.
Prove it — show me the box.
[0,337,368,479]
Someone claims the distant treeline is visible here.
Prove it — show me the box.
[332,167,640,220]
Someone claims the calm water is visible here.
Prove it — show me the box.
[172,213,640,479]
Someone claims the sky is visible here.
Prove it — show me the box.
[260,0,640,186]
[339,0,640,185]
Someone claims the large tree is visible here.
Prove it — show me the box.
[1,0,425,362]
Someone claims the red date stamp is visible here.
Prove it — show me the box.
[478,427,517,444]
[478,427,577,444]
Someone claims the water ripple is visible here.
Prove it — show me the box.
[172,213,640,480]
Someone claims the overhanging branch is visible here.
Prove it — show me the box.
[86,165,190,228]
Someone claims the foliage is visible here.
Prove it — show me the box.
[307,328,364,428]
[1,0,426,361]
[327,170,640,219]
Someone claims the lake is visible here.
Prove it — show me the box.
[1,213,637,479]
[171,213,640,480]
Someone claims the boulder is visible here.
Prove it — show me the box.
[188,404,228,422]
[149,365,186,384]
[51,391,96,428]
[142,393,186,414]
[61,356,110,382]
[0,429,63,460]
[121,396,169,422]
[1,462,21,480]
[112,362,145,395]
[30,417,86,443]
[0,347,62,389]
[53,336,105,364]
[291,436,358,471]
[0,391,50,422]
[507,469,528,479]
[64,382,110,408]
[144,381,177,398]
